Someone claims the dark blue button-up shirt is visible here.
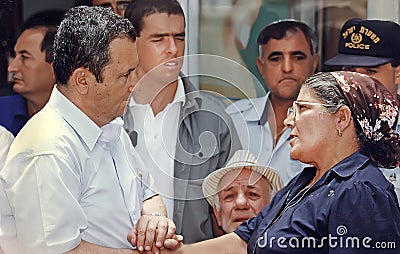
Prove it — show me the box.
[235,151,400,253]
[0,94,29,136]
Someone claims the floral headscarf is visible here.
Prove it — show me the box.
[331,71,400,168]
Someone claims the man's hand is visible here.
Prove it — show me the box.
[163,235,183,250]
[128,214,179,253]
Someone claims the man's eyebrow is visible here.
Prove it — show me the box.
[267,51,283,58]
[17,50,32,56]
[149,32,186,38]
[267,50,308,58]
[221,186,235,192]
[290,50,307,56]
[246,185,257,189]
[118,66,137,77]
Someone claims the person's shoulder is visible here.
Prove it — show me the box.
[333,159,396,202]
[11,106,76,155]
[0,94,25,104]
[0,125,14,143]
[0,94,26,112]
[225,96,267,121]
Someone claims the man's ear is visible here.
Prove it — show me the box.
[71,68,90,95]
[213,205,222,227]
[335,105,352,133]
[256,56,266,82]
[312,54,320,73]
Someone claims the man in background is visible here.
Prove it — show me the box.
[0,9,64,136]
[227,20,319,184]
[124,0,241,243]
[325,18,400,203]
[202,150,283,234]
[73,0,130,16]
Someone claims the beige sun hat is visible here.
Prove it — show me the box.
[202,150,284,206]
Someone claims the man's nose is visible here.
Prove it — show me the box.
[7,56,19,73]
[167,37,178,55]
[281,57,293,73]
[234,193,249,209]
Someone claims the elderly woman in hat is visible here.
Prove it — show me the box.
[155,71,400,253]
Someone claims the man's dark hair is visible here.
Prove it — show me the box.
[124,0,185,35]
[53,6,136,85]
[257,20,318,56]
[20,9,65,63]
[74,0,91,7]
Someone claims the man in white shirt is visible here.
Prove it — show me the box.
[124,0,241,243]
[0,125,14,254]
[226,20,319,184]
[0,6,176,254]
[0,126,13,170]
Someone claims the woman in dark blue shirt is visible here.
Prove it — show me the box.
[151,71,400,253]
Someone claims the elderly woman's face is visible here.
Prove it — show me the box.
[284,87,337,165]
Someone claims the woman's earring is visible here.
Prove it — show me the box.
[337,129,342,137]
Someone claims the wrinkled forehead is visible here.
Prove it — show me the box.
[217,168,265,192]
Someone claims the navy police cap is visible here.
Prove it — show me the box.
[325,18,400,67]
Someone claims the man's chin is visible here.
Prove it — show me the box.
[12,83,26,94]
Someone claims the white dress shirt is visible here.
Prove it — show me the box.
[0,126,14,254]
[0,87,154,253]
[226,94,306,184]
[126,79,185,218]
[0,126,13,170]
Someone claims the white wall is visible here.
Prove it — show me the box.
[367,0,400,22]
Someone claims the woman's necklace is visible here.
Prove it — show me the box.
[251,175,319,254]
[270,177,318,226]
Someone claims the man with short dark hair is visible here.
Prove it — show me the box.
[92,0,131,16]
[124,0,241,244]
[227,20,319,184]
[0,6,175,253]
[325,18,400,204]
[0,9,64,136]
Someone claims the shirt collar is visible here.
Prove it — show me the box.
[258,93,272,125]
[174,78,186,104]
[48,86,102,151]
[130,77,186,107]
[326,151,370,178]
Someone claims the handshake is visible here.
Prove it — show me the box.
[128,213,183,254]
